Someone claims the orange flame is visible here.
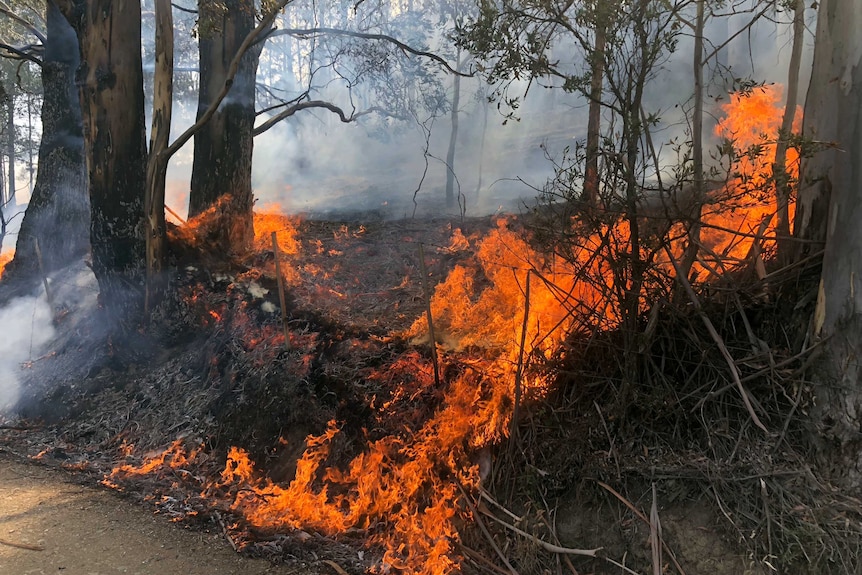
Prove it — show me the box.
[0,249,13,278]
[700,84,802,266]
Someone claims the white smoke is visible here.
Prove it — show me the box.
[0,294,56,413]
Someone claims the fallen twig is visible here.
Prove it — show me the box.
[477,506,601,557]
[664,245,768,432]
[0,537,44,551]
[457,481,520,575]
[212,511,238,552]
[322,559,350,575]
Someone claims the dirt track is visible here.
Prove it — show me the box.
[0,454,311,575]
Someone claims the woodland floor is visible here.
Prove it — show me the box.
[0,210,853,575]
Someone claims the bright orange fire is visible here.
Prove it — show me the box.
[699,84,802,268]
[0,249,12,278]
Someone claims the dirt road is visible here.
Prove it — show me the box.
[0,454,312,575]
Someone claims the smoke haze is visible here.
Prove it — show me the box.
[0,294,55,413]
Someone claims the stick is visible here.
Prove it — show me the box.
[271,232,291,351]
[212,511,237,553]
[165,204,186,224]
[0,537,44,551]
[650,484,662,575]
[457,482,520,575]
[478,508,601,557]
[322,559,350,575]
[509,270,531,456]
[418,243,441,387]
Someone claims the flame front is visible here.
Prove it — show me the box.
[100,84,801,575]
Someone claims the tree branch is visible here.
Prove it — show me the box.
[0,43,42,66]
[253,100,376,135]
[269,27,471,76]
[0,3,47,44]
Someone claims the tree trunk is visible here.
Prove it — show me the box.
[445,52,462,209]
[583,5,607,207]
[679,0,705,282]
[61,0,148,329]
[5,88,15,210]
[4,0,88,283]
[144,0,174,313]
[189,0,259,254]
[795,0,862,488]
[772,0,804,265]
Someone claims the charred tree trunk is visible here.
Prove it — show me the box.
[189,0,260,254]
[795,0,862,488]
[4,0,88,283]
[61,0,148,329]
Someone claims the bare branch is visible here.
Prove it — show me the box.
[0,3,47,44]
[0,43,42,66]
[171,2,197,14]
[269,27,471,77]
[253,100,377,135]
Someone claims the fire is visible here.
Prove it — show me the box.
[0,249,13,277]
[105,440,204,483]
[96,88,801,575]
[700,84,802,266]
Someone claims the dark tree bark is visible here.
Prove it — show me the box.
[60,0,148,327]
[189,0,260,254]
[4,0,88,283]
[795,0,862,487]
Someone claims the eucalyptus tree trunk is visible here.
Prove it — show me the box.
[795,0,862,488]
[772,0,804,265]
[144,0,173,312]
[5,0,88,283]
[189,0,260,254]
[445,52,462,209]
[60,0,148,328]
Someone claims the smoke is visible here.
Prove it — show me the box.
[0,294,56,414]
